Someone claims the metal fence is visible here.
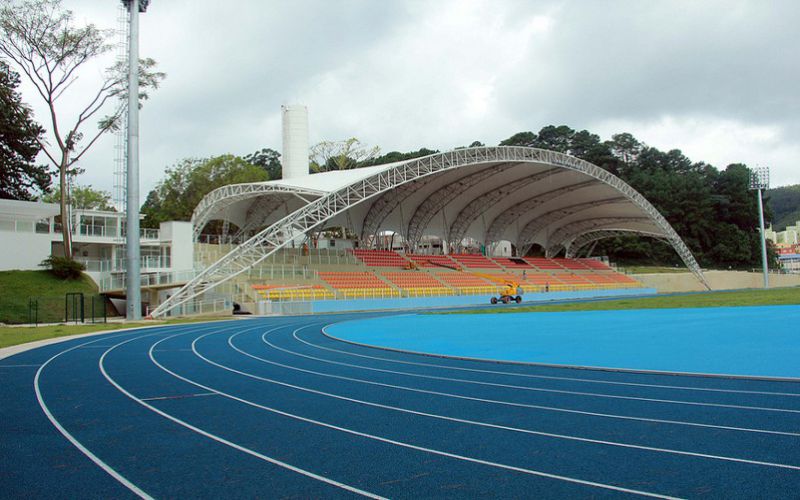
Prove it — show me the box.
[27,293,112,325]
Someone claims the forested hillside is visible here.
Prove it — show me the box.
[768,184,800,230]
[142,125,777,269]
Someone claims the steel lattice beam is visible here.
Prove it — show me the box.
[405,163,512,248]
[484,180,600,244]
[565,229,667,258]
[517,197,628,255]
[544,217,652,257]
[447,168,562,250]
[153,146,709,317]
[360,176,433,244]
[192,183,325,240]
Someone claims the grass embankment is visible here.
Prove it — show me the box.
[0,316,233,349]
[0,270,100,324]
[441,287,800,315]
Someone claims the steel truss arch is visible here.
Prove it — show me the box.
[153,146,709,317]
[192,183,325,240]
[484,180,599,244]
[447,168,562,250]
[517,197,628,256]
[566,229,667,258]
[360,176,433,245]
[544,217,652,257]
[405,163,512,248]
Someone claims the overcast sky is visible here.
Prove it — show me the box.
[16,0,800,200]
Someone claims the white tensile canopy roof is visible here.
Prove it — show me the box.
[154,147,707,317]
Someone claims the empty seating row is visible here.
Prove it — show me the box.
[319,272,391,290]
[351,249,409,267]
[405,253,460,269]
[450,253,501,268]
[383,272,445,288]
[493,257,532,268]
[252,284,334,300]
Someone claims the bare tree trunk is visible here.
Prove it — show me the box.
[59,157,73,260]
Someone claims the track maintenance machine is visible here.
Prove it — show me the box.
[414,257,523,304]
[474,273,524,304]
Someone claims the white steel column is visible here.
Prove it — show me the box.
[125,0,141,320]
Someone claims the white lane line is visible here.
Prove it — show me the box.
[155,330,681,499]
[314,325,800,398]
[141,392,217,402]
[34,330,159,500]
[100,327,386,500]
[194,330,800,472]
[291,328,800,414]
[237,330,800,438]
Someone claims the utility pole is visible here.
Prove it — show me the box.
[122,0,149,319]
[749,166,770,289]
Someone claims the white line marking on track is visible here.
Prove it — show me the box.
[292,327,800,414]
[141,392,217,402]
[315,324,800,397]
[193,329,800,473]
[34,330,156,499]
[152,327,681,499]
[237,330,800,437]
[100,327,386,500]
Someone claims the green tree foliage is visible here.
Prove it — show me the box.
[0,0,165,258]
[767,184,800,230]
[244,147,281,180]
[43,185,113,211]
[141,155,268,228]
[0,60,50,199]
[499,126,772,268]
[360,147,439,167]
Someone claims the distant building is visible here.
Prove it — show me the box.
[0,198,193,296]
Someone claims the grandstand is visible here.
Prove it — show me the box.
[149,118,709,317]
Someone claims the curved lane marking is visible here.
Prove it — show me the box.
[291,328,800,414]
[151,329,684,499]
[189,329,800,473]
[98,325,386,499]
[34,328,174,500]
[315,324,800,397]
[234,328,800,437]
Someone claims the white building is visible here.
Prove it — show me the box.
[0,198,194,299]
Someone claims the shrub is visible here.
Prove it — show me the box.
[39,256,86,280]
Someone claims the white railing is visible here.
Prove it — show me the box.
[163,297,231,317]
[100,269,198,292]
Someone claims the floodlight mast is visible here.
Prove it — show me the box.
[122,0,148,319]
[749,166,770,289]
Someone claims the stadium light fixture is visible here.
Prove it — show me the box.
[749,166,770,289]
[122,0,148,319]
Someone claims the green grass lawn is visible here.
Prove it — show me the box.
[0,316,233,349]
[0,270,103,324]
[440,286,800,315]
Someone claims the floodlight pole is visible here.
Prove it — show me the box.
[749,166,770,289]
[756,187,769,288]
[124,0,147,320]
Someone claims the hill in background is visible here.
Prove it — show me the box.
[769,184,800,230]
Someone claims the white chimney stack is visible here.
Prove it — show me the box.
[281,104,309,180]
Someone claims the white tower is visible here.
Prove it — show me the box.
[281,104,309,180]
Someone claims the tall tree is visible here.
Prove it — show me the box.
[0,60,50,199]
[43,184,113,210]
[0,0,164,258]
[141,155,268,229]
[310,138,380,172]
[244,147,281,180]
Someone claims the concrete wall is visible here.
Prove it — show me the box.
[0,231,53,271]
[260,288,657,315]
[161,221,193,270]
[634,270,800,293]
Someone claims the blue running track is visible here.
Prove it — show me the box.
[2,312,800,498]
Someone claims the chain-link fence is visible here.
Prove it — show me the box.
[26,294,115,325]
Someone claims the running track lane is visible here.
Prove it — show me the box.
[1,313,799,498]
